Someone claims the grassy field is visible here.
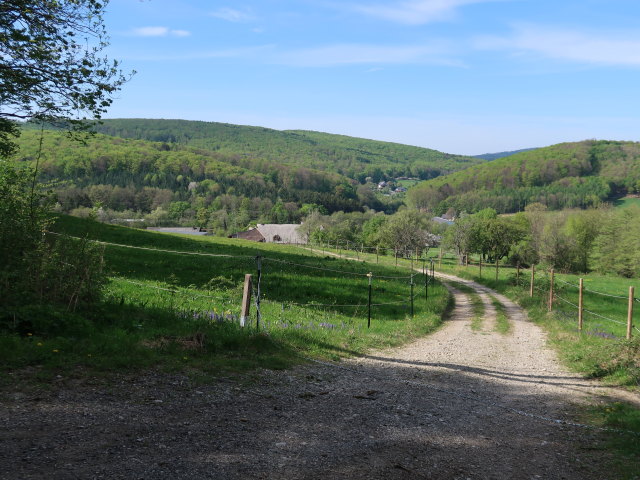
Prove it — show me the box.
[614,196,640,209]
[0,216,451,381]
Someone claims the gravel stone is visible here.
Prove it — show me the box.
[1,272,638,479]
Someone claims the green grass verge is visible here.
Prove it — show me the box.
[614,196,640,209]
[582,403,640,479]
[491,296,511,334]
[448,281,485,331]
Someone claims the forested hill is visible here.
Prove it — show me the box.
[12,129,368,213]
[407,140,640,214]
[90,118,484,182]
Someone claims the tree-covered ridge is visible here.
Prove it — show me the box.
[407,140,640,214]
[12,129,366,214]
[86,118,484,182]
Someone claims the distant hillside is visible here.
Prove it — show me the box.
[474,148,537,161]
[407,140,640,214]
[12,129,367,213]
[90,118,485,182]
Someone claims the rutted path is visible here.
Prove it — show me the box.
[2,272,638,479]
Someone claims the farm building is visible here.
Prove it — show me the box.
[229,224,306,244]
[147,227,209,236]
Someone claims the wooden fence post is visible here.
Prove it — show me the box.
[548,269,554,312]
[578,278,583,332]
[628,286,635,340]
[367,272,373,329]
[240,274,252,327]
[410,275,414,318]
[495,257,499,282]
[438,248,442,268]
[376,246,379,264]
[530,264,535,297]
[479,258,482,278]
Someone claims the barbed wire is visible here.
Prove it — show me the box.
[111,277,221,300]
[583,287,629,300]
[554,277,579,288]
[582,308,629,327]
[46,231,254,259]
[554,294,579,309]
[263,257,372,277]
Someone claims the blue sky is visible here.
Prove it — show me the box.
[103,0,640,155]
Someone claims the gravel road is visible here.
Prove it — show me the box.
[1,272,637,479]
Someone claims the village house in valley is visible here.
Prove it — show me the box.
[229,224,306,244]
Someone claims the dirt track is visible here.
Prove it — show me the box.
[1,272,637,479]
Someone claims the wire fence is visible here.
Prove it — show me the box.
[54,232,439,331]
[49,230,637,339]
[508,266,639,340]
[303,240,639,341]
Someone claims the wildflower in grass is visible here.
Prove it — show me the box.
[319,322,337,329]
[87,354,92,357]
[183,356,188,360]
[36,342,43,347]
[52,349,59,353]
[27,333,33,336]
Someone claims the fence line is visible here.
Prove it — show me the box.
[46,231,254,259]
[60,231,437,329]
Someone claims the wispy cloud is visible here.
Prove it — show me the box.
[130,26,191,37]
[273,43,460,67]
[476,25,640,67]
[347,0,498,25]
[210,7,255,22]
[123,45,275,62]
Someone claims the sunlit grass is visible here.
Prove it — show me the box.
[1,216,451,379]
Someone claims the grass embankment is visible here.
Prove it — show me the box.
[0,216,450,382]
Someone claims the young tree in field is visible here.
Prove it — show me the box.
[1,0,131,156]
[378,209,435,257]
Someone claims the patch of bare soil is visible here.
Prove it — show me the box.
[1,273,637,479]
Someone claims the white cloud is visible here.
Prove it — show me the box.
[273,43,460,67]
[171,30,191,38]
[476,25,640,67]
[122,45,274,62]
[210,7,255,22]
[348,0,497,25]
[130,26,191,38]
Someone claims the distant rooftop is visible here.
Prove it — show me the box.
[147,227,209,236]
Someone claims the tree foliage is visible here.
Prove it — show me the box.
[0,0,130,155]
[408,140,640,214]
[88,118,485,183]
[0,162,105,311]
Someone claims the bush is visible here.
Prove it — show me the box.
[0,161,106,323]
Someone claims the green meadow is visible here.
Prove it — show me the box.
[0,216,450,380]
[614,196,640,209]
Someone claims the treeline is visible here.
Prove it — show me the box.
[445,204,640,277]
[408,140,640,214]
[84,118,485,183]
